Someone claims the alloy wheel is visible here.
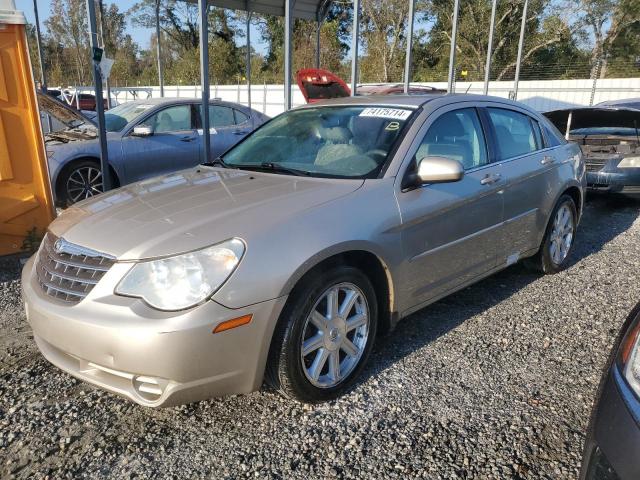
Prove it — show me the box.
[549,204,574,265]
[300,282,370,388]
[66,166,103,203]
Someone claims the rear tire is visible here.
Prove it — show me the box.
[525,194,577,274]
[266,265,378,403]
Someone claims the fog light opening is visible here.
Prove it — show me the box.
[132,375,166,402]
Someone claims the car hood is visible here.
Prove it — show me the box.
[544,107,640,131]
[49,167,364,260]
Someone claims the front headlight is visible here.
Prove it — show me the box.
[618,156,640,168]
[618,308,640,397]
[115,238,245,311]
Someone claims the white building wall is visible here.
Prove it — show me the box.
[72,78,640,116]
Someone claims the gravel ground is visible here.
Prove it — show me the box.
[1,195,640,479]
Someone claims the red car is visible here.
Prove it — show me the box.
[296,68,446,103]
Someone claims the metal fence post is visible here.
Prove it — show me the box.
[284,0,293,109]
[589,58,601,106]
[85,0,112,191]
[198,0,211,162]
[447,0,461,93]
[513,0,529,100]
[403,0,416,94]
[351,0,361,96]
[156,0,164,97]
[483,0,498,95]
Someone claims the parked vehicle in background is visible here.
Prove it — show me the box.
[356,84,447,96]
[45,97,269,206]
[23,95,585,407]
[37,91,96,134]
[597,98,640,110]
[580,302,640,480]
[545,106,640,194]
[296,68,446,104]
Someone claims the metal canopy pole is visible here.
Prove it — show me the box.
[156,0,164,97]
[447,0,460,93]
[246,7,252,109]
[33,0,46,92]
[350,0,361,96]
[199,0,211,161]
[483,0,498,95]
[513,0,528,100]
[403,0,416,94]
[98,0,112,109]
[284,0,293,110]
[315,19,321,68]
[85,0,112,192]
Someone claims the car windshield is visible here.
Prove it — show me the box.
[222,105,414,178]
[571,127,640,137]
[104,103,155,132]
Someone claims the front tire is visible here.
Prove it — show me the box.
[526,194,577,274]
[58,160,104,207]
[266,266,378,402]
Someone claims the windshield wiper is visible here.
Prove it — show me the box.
[232,162,310,177]
[202,157,228,168]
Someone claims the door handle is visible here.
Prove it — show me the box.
[480,173,502,185]
[233,130,249,135]
[541,155,555,165]
[180,136,196,142]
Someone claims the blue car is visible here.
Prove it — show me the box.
[44,97,269,206]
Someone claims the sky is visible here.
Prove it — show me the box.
[17,0,265,52]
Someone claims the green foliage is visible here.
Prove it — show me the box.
[28,0,640,90]
[21,228,42,255]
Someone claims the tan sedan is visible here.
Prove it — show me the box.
[23,95,586,406]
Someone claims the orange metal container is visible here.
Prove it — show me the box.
[0,0,55,256]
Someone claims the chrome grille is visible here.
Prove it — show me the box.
[585,158,607,172]
[36,233,115,304]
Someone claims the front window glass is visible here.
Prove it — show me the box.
[222,106,414,178]
[488,108,538,159]
[416,108,488,170]
[104,103,154,132]
[145,105,192,133]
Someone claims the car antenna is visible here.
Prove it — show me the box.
[465,84,472,94]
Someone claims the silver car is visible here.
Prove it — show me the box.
[44,97,269,206]
[23,95,586,407]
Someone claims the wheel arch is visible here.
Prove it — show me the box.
[281,246,397,336]
[55,156,121,202]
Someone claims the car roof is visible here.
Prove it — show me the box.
[118,97,244,107]
[297,93,537,111]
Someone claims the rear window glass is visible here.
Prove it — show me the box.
[543,122,566,147]
[488,108,538,159]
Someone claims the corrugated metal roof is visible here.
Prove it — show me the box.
[181,0,332,20]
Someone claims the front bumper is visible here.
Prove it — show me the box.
[22,256,287,407]
[581,366,640,480]
[587,166,640,194]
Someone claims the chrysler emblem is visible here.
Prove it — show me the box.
[52,237,115,260]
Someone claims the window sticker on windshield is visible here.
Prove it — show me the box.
[385,121,400,131]
[359,107,411,120]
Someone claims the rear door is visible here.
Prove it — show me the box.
[197,104,246,158]
[484,106,561,263]
[395,105,505,307]
[121,104,200,181]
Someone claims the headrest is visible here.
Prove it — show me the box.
[323,126,352,143]
[437,113,466,136]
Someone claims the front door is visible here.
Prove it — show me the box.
[121,104,200,182]
[396,107,505,308]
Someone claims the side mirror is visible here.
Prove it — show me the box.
[414,156,464,185]
[132,125,153,137]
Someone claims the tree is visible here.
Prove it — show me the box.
[45,0,90,85]
[574,0,640,78]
